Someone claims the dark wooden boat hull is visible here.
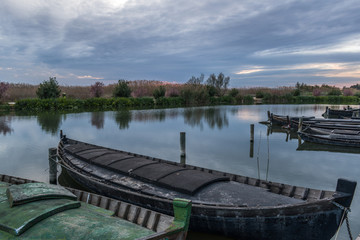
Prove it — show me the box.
[58,137,357,240]
[324,108,357,118]
[298,129,360,148]
[268,112,360,131]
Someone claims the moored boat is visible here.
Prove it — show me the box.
[268,111,360,130]
[298,126,360,148]
[0,174,191,240]
[323,106,358,118]
[57,133,357,240]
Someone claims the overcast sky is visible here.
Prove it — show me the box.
[1,0,360,87]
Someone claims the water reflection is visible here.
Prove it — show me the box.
[133,110,167,122]
[37,113,62,136]
[91,112,105,129]
[114,110,132,129]
[297,141,360,154]
[0,116,13,135]
[184,107,228,130]
[109,107,230,130]
[263,124,298,142]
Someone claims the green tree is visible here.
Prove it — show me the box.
[327,88,342,96]
[153,86,166,99]
[113,80,132,98]
[206,72,230,96]
[228,88,239,97]
[36,77,61,99]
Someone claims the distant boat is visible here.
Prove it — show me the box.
[268,111,360,130]
[323,106,358,118]
[57,134,357,240]
[0,174,191,240]
[298,126,360,147]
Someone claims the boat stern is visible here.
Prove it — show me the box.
[335,178,357,208]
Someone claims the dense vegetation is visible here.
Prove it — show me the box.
[1,77,360,113]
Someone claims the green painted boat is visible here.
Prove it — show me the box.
[0,174,191,240]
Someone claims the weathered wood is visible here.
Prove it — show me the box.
[250,124,254,142]
[56,138,357,240]
[48,148,57,184]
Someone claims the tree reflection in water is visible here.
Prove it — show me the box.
[91,112,105,129]
[37,112,62,136]
[184,107,228,130]
[0,115,13,135]
[115,110,132,129]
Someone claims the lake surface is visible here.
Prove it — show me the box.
[0,104,359,240]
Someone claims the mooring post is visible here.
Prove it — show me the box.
[250,140,254,158]
[298,117,303,132]
[180,132,186,165]
[250,124,254,142]
[48,148,57,185]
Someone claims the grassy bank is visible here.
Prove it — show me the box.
[7,94,360,113]
[2,80,360,113]
[12,95,255,112]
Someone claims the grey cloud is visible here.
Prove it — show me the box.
[1,0,360,86]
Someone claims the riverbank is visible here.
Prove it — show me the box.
[1,94,359,113]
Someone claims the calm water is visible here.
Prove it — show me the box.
[0,104,359,240]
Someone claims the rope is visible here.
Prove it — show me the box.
[346,215,354,240]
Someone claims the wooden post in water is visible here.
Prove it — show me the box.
[180,132,186,165]
[250,141,254,158]
[298,118,303,132]
[250,124,254,142]
[250,124,254,158]
[48,148,57,185]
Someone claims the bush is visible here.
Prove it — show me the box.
[228,88,239,97]
[113,80,131,98]
[36,77,61,99]
[343,88,353,96]
[153,86,166,99]
[206,85,217,97]
[293,89,300,96]
[90,82,104,97]
[313,88,321,96]
[255,91,264,98]
[327,88,342,96]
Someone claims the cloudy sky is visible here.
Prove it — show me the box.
[1,0,360,87]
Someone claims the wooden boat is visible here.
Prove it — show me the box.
[298,126,360,147]
[323,106,358,118]
[57,134,357,240]
[0,174,191,240]
[268,111,360,130]
[267,111,315,127]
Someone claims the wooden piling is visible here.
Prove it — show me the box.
[250,141,254,158]
[250,124,254,142]
[298,118,303,132]
[180,132,186,165]
[48,148,57,184]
